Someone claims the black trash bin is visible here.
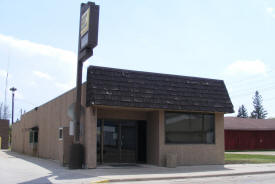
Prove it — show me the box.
[69,143,84,169]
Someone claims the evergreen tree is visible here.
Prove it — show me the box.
[237,105,248,118]
[250,91,267,119]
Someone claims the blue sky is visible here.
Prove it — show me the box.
[1,0,275,121]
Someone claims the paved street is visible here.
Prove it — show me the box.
[112,173,275,184]
[1,150,275,184]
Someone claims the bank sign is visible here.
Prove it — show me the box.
[80,8,90,37]
[79,2,99,62]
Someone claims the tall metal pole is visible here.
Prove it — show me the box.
[9,87,16,147]
[74,2,97,143]
[10,87,17,124]
[69,2,99,169]
[12,92,14,124]
[74,56,83,143]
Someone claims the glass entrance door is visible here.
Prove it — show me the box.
[97,120,138,164]
[120,122,137,163]
[102,122,119,163]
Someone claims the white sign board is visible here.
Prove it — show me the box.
[80,8,90,37]
[69,121,74,136]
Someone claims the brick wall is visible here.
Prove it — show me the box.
[0,119,9,149]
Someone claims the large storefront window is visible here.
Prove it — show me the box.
[165,112,215,144]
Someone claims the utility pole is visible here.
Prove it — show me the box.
[10,87,17,124]
[9,87,16,147]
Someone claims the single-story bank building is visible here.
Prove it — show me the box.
[12,66,233,168]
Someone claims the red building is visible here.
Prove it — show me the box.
[224,117,275,151]
[0,119,9,149]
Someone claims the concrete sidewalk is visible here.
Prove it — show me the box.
[1,150,275,184]
[87,164,275,183]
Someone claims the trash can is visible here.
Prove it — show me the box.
[69,143,84,169]
[166,153,177,168]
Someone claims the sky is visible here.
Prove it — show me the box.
[0,0,275,122]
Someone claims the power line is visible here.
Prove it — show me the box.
[15,98,36,107]
[262,97,275,103]
[229,81,275,94]
[225,68,275,86]
[230,86,275,98]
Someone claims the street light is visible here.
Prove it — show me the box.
[10,87,17,124]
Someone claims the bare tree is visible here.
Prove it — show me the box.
[0,102,9,120]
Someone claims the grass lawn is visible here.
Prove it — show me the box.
[225,153,275,164]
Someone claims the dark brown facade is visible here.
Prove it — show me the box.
[0,119,9,149]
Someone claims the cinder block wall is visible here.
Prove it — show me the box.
[11,84,225,167]
[11,84,87,163]
[0,119,9,149]
[82,108,225,167]
[11,122,23,153]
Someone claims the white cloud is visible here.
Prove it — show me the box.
[225,60,267,76]
[33,70,53,80]
[0,34,77,64]
[0,69,7,78]
[266,8,275,18]
[267,8,273,13]
[0,34,79,118]
[27,81,37,87]
[15,91,24,100]
[0,69,13,81]
[55,82,74,91]
[0,33,77,92]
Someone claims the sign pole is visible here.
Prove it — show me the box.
[69,2,99,169]
[74,57,83,143]
[74,4,83,143]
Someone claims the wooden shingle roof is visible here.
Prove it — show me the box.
[86,66,234,113]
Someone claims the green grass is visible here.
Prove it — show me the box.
[226,150,275,152]
[225,153,275,164]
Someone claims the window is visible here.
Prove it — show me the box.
[29,129,38,144]
[29,131,33,143]
[165,112,215,144]
[59,127,63,140]
[34,131,38,143]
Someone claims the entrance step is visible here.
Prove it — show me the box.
[97,163,146,169]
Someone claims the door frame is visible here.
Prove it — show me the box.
[97,119,146,164]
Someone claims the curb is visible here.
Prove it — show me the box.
[91,179,110,183]
[95,170,275,183]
